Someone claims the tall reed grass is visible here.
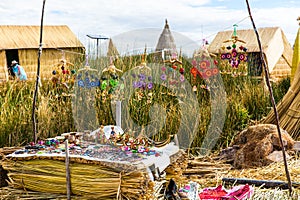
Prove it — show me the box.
[0,56,290,151]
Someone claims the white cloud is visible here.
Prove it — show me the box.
[0,0,298,52]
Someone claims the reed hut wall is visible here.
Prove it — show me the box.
[208,27,293,81]
[0,51,8,81]
[0,25,85,82]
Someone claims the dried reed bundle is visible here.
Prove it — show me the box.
[2,157,155,199]
[264,61,300,138]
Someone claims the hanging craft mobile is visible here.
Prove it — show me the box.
[73,55,100,131]
[220,24,248,76]
[51,54,76,89]
[131,49,153,91]
[191,40,219,91]
[160,51,185,86]
[101,56,122,94]
[131,49,151,71]
[77,55,100,88]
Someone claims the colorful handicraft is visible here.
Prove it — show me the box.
[131,53,153,91]
[161,52,184,86]
[76,68,100,88]
[51,58,76,89]
[101,57,122,94]
[76,55,100,89]
[220,24,248,76]
[73,61,100,131]
[190,43,220,91]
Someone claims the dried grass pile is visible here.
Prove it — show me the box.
[230,124,294,168]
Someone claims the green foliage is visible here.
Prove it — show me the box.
[0,56,290,151]
[0,81,76,147]
[272,77,290,103]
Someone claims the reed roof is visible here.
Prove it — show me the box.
[0,25,84,50]
[155,19,177,52]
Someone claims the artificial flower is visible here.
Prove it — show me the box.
[138,73,146,81]
[179,67,185,74]
[147,82,153,90]
[200,60,210,69]
[160,73,167,81]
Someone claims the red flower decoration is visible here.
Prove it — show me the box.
[231,49,237,57]
[199,60,210,69]
[212,68,219,75]
[172,65,177,70]
[221,54,227,60]
[205,69,212,78]
[179,67,184,74]
[214,60,218,65]
[226,53,232,59]
[239,54,247,61]
[190,67,198,78]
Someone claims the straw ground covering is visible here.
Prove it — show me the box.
[177,155,300,199]
[225,158,300,199]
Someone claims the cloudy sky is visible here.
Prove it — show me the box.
[0,0,299,55]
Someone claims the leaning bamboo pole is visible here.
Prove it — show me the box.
[245,0,292,195]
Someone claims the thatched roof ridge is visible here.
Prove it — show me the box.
[155,19,177,52]
[0,25,84,49]
[208,27,293,71]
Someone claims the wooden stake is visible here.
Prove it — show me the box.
[32,0,46,143]
[116,100,121,127]
[223,177,300,189]
[65,140,71,200]
[245,0,293,195]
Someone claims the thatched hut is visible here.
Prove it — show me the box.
[0,25,85,82]
[155,19,177,54]
[208,27,293,81]
[106,38,120,58]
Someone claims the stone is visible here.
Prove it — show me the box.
[267,150,290,162]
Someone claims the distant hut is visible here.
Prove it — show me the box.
[0,25,85,81]
[155,19,177,61]
[106,38,120,58]
[208,27,293,81]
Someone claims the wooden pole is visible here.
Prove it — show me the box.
[116,100,121,127]
[223,177,300,189]
[65,140,71,200]
[32,0,46,144]
[245,0,293,195]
